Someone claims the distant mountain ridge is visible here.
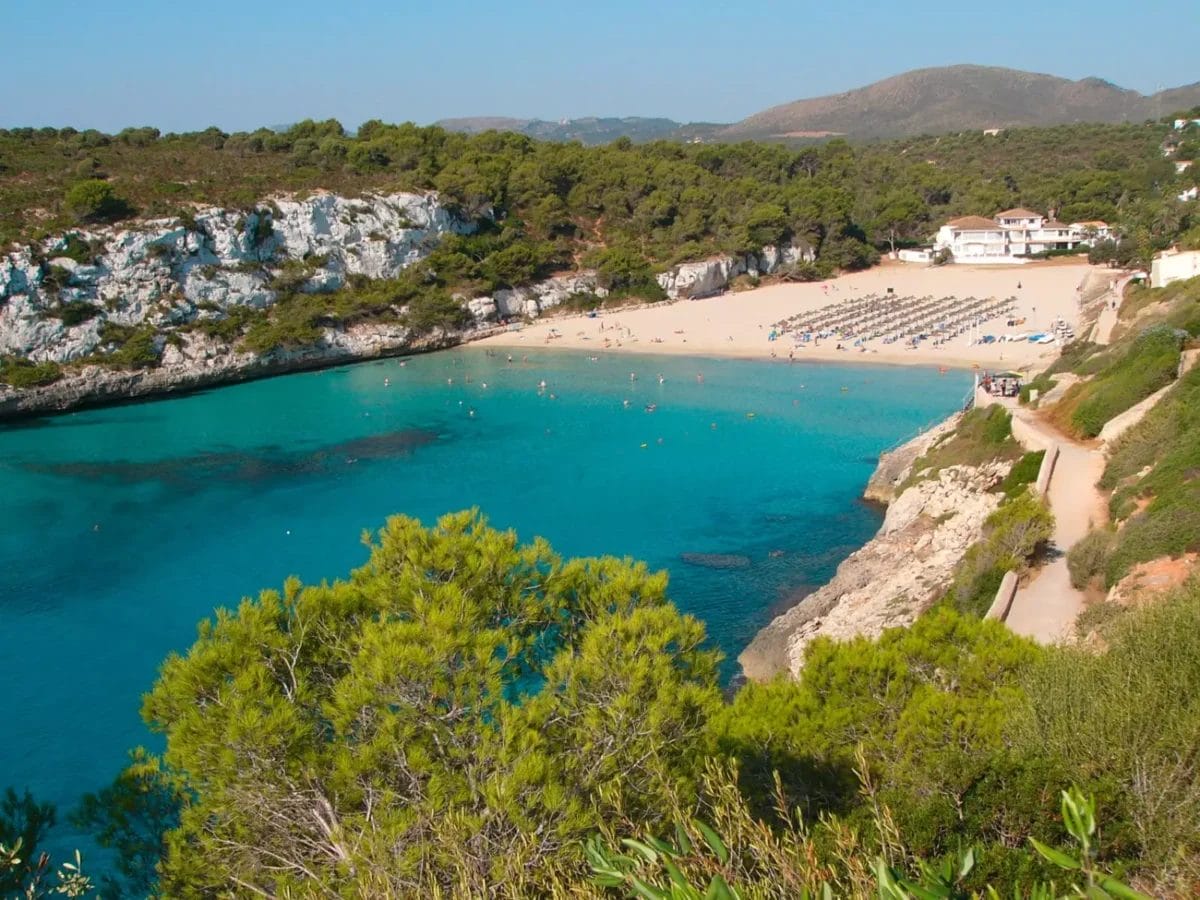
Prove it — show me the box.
[434,116,719,144]
[719,65,1200,139]
[437,66,1200,144]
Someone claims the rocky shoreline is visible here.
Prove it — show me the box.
[739,411,1012,680]
[0,323,469,419]
[1,190,811,421]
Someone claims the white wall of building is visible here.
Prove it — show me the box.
[1151,250,1200,289]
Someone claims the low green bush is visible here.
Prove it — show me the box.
[0,357,63,388]
[186,306,263,343]
[1017,582,1200,868]
[1067,528,1116,589]
[51,300,101,327]
[241,312,321,355]
[1074,600,1126,636]
[87,322,161,369]
[998,450,1045,498]
[1105,498,1200,587]
[946,488,1054,617]
[56,232,104,264]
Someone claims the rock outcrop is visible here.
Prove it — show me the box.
[740,428,1010,681]
[863,415,960,504]
[0,192,473,365]
[655,243,813,299]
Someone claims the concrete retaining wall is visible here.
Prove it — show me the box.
[1034,444,1060,496]
[985,570,1020,621]
[1010,413,1054,453]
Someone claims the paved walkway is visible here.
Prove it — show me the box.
[1093,303,1118,345]
[1005,411,1108,643]
[1091,273,1133,346]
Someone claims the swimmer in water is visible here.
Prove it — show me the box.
[384,377,390,386]
[630,372,637,381]
[658,374,665,384]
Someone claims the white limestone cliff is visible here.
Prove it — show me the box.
[0,192,473,364]
[655,243,814,299]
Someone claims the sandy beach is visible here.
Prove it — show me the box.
[477,260,1111,373]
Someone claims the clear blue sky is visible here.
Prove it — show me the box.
[2,0,1196,132]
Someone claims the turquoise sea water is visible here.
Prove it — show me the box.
[0,348,969,860]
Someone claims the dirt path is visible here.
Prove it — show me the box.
[1004,410,1108,643]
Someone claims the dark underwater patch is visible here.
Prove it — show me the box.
[21,427,440,487]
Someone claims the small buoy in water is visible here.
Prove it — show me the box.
[481,382,488,389]
[711,422,717,429]
[92,524,101,532]
[286,530,291,535]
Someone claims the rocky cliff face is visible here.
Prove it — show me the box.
[863,416,960,504]
[740,425,1010,680]
[0,190,815,418]
[0,192,471,365]
[655,244,813,299]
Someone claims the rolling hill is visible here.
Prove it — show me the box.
[435,67,1200,145]
[719,65,1200,139]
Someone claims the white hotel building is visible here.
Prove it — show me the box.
[933,208,1102,263]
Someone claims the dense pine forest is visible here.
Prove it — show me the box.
[2,119,1194,272]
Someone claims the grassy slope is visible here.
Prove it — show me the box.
[1063,277,1200,588]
